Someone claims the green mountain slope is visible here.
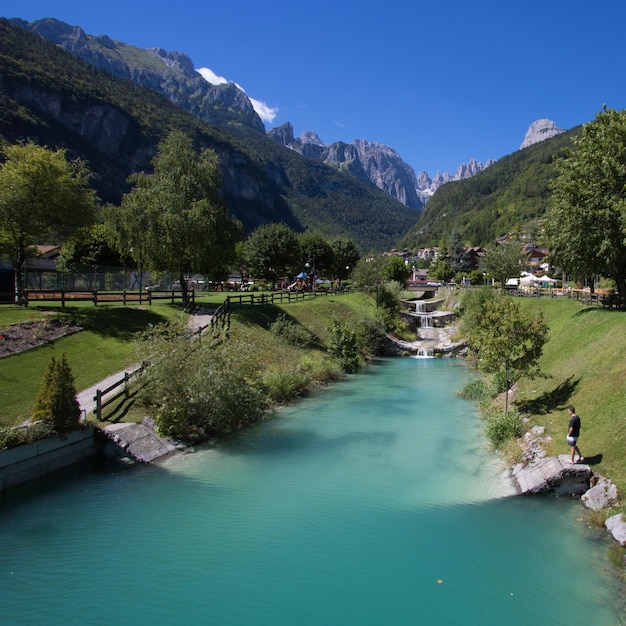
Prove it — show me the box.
[0,19,417,252]
[400,128,581,248]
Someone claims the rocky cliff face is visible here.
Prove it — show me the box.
[270,123,493,210]
[270,123,424,210]
[10,18,265,133]
[520,119,565,149]
[416,158,495,203]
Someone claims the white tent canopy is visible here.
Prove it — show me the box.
[519,274,559,286]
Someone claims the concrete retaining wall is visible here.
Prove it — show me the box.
[0,428,100,492]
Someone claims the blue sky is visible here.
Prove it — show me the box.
[4,0,626,176]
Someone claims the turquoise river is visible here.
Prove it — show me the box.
[0,357,623,625]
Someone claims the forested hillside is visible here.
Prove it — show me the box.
[400,127,581,248]
[0,20,417,252]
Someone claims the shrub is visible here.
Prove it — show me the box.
[269,314,315,348]
[264,370,311,403]
[0,421,59,451]
[137,322,266,442]
[31,354,81,432]
[483,405,523,448]
[459,378,495,404]
[327,316,362,373]
[356,315,389,357]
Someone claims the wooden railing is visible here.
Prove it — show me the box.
[93,367,143,421]
[191,289,333,335]
[17,289,195,308]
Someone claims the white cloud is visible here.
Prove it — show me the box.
[197,67,228,85]
[250,98,278,124]
[197,67,278,124]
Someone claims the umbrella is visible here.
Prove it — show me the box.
[296,272,308,278]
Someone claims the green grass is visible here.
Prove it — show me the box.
[0,293,374,427]
[0,302,187,425]
[4,291,626,503]
[514,298,626,496]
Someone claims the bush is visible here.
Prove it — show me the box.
[483,406,523,448]
[137,322,266,442]
[263,370,311,403]
[356,315,389,357]
[327,316,362,373]
[269,314,315,348]
[0,422,57,451]
[459,378,495,404]
[31,354,81,432]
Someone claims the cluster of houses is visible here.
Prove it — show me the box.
[1,238,556,299]
[383,241,553,285]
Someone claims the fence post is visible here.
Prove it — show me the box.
[124,372,129,398]
[94,389,102,421]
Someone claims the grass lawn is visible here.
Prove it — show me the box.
[0,301,188,426]
[515,297,626,495]
[0,292,373,427]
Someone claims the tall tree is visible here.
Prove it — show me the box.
[0,142,97,302]
[465,297,548,413]
[107,131,241,305]
[382,255,411,283]
[480,241,524,287]
[544,106,626,298]
[297,232,334,277]
[447,228,470,275]
[329,237,361,280]
[243,223,301,285]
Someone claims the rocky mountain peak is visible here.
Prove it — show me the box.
[300,131,325,146]
[520,119,565,149]
[148,48,197,78]
[11,18,265,133]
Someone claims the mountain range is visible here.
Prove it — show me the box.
[10,17,497,212]
[2,17,580,252]
[0,18,419,253]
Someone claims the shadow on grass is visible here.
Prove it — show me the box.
[581,453,603,466]
[96,386,144,424]
[573,306,626,317]
[517,375,581,415]
[54,306,177,342]
[234,304,324,349]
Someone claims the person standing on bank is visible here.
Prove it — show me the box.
[567,405,584,463]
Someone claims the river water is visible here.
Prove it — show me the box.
[0,357,622,625]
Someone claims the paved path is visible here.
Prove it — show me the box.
[77,366,141,416]
[77,310,213,416]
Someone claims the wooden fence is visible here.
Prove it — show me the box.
[91,288,335,417]
[93,367,143,421]
[13,289,196,308]
[511,287,623,308]
[192,289,331,335]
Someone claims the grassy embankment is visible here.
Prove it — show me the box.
[3,292,625,503]
[0,292,376,427]
[514,297,626,497]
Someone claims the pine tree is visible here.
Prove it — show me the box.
[32,354,81,432]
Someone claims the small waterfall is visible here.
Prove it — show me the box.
[415,300,432,328]
[414,347,435,358]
